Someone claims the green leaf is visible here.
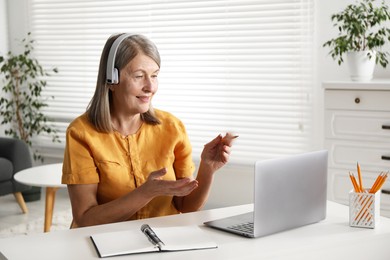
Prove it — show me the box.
[323,0,390,67]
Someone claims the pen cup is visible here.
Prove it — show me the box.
[349,189,380,229]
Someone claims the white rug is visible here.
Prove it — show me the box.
[0,209,73,238]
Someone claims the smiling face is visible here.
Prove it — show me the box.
[110,54,160,118]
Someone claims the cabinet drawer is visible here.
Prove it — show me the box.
[324,140,390,171]
[325,90,390,111]
[325,110,390,140]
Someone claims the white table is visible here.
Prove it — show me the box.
[0,201,389,260]
[14,163,66,232]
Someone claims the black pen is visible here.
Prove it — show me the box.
[141,224,164,248]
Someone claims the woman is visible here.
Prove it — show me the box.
[62,33,235,228]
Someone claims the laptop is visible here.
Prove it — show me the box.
[204,150,328,238]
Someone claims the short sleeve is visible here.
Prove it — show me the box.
[173,120,195,179]
[62,121,100,184]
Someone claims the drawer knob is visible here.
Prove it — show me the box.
[382,155,390,161]
[354,97,360,104]
[382,125,390,130]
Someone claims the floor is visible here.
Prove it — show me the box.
[0,188,71,231]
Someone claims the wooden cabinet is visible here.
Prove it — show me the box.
[323,81,390,217]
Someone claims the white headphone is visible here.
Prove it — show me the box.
[106,33,135,84]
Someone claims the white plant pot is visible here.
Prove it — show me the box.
[347,51,376,81]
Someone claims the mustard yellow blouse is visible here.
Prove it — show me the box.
[62,109,195,220]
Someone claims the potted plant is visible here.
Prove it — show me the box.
[0,33,60,201]
[323,0,390,81]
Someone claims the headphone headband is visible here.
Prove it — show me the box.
[106,33,135,84]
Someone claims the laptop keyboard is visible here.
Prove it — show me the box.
[227,222,254,234]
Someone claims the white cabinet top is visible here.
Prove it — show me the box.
[323,80,390,90]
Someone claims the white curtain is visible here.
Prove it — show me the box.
[28,0,315,165]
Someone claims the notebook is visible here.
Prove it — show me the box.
[204,150,328,238]
[90,225,217,258]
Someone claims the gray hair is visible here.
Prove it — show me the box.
[86,34,161,132]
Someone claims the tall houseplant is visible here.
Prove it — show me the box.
[0,33,60,202]
[0,33,60,162]
[323,0,390,81]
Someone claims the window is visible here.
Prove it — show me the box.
[28,0,315,165]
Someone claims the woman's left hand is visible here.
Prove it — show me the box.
[200,133,237,173]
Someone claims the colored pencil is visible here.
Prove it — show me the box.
[371,172,388,194]
[357,162,364,192]
[349,172,361,193]
[369,172,384,194]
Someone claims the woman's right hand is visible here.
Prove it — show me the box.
[142,168,198,198]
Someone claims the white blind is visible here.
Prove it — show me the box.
[28,0,315,165]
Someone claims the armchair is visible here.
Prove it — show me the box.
[0,137,33,213]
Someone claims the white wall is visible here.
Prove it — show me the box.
[0,0,8,136]
[0,0,8,53]
[3,0,29,53]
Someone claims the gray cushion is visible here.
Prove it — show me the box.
[0,157,13,182]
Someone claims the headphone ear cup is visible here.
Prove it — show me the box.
[106,33,133,84]
[113,68,119,84]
